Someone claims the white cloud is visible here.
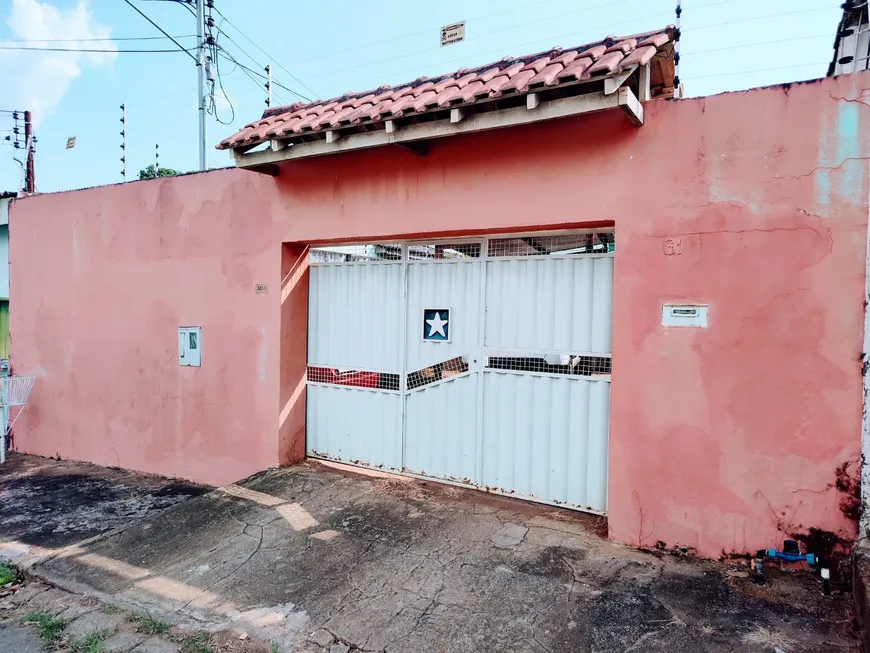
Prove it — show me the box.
[0,0,116,125]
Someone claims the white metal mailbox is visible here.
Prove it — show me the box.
[178,327,202,366]
[662,304,709,328]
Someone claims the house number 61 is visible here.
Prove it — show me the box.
[663,238,683,256]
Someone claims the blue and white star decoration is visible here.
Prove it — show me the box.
[423,308,450,342]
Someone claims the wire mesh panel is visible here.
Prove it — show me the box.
[488,232,614,258]
[0,377,35,406]
[407,356,470,391]
[307,367,400,392]
[485,351,611,379]
[407,242,481,260]
[0,376,36,464]
[310,243,404,263]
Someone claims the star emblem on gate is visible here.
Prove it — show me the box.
[423,308,450,342]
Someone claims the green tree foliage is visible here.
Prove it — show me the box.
[138,164,181,180]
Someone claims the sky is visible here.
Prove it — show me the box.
[0,0,847,193]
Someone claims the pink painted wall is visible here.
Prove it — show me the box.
[9,171,286,485]
[11,73,870,555]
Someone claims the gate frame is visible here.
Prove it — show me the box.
[302,229,614,514]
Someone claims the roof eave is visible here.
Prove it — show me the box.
[227,68,648,171]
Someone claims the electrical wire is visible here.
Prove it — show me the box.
[682,61,828,81]
[291,0,632,66]
[216,44,290,106]
[1,35,195,43]
[218,47,297,103]
[683,5,836,34]
[0,45,195,53]
[233,61,290,106]
[212,6,317,99]
[136,0,196,16]
[211,22,235,125]
[689,34,831,57]
[306,5,677,86]
[121,0,197,61]
[313,0,831,97]
[304,0,648,83]
[315,8,673,96]
[213,31,310,101]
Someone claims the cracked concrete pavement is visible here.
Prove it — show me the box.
[2,456,859,652]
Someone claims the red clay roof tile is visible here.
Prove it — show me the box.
[557,56,595,82]
[621,44,658,68]
[217,26,674,150]
[588,50,624,75]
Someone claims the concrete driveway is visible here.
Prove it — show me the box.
[13,459,855,653]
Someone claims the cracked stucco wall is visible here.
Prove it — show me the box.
[8,73,870,557]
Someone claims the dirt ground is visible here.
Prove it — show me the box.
[0,453,861,652]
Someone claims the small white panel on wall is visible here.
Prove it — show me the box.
[662,304,708,328]
[179,327,202,366]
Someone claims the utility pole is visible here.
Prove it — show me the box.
[265,64,272,107]
[196,0,207,171]
[674,2,681,97]
[23,111,34,193]
[120,104,127,181]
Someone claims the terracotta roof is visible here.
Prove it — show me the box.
[217,26,675,151]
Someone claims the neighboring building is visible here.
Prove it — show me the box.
[7,25,870,558]
[830,0,870,75]
[0,193,12,359]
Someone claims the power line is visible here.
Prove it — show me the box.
[139,0,196,11]
[316,8,674,96]
[213,27,309,101]
[211,24,235,125]
[218,48,299,103]
[313,0,829,97]
[231,58,290,106]
[0,45,195,53]
[689,34,831,57]
[683,61,828,82]
[1,35,195,43]
[121,0,197,62]
[305,0,643,83]
[212,6,318,99]
[683,5,836,34]
[291,0,579,66]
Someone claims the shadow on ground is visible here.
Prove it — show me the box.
[0,453,208,549]
[16,459,857,653]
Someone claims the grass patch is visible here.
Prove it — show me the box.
[0,563,17,585]
[271,645,279,653]
[99,604,124,615]
[131,612,170,635]
[20,610,66,646]
[181,633,213,653]
[70,628,113,653]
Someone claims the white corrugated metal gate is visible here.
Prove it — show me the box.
[306,232,614,513]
